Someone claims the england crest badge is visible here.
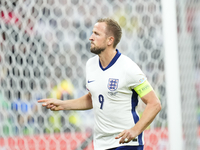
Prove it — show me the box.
[108,78,119,91]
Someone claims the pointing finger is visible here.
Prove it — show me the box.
[115,130,125,139]
[38,99,49,103]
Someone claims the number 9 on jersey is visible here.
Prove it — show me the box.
[98,94,104,109]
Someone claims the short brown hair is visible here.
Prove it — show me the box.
[97,18,122,48]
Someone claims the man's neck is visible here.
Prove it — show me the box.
[98,48,117,69]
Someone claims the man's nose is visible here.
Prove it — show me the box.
[89,34,94,41]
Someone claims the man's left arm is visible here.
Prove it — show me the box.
[115,84,162,144]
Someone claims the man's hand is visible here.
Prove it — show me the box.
[38,99,65,111]
[115,129,137,144]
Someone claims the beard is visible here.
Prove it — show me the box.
[90,44,106,55]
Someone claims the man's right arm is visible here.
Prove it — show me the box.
[38,92,93,111]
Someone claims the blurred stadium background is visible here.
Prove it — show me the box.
[0,0,199,150]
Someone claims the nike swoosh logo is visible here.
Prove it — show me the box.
[88,80,95,83]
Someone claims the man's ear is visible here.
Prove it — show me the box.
[107,36,114,46]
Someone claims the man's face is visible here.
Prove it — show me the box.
[89,22,108,54]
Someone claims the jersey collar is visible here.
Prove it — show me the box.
[99,49,121,71]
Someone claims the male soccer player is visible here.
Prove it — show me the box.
[38,18,161,150]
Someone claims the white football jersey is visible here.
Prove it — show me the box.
[86,50,146,150]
